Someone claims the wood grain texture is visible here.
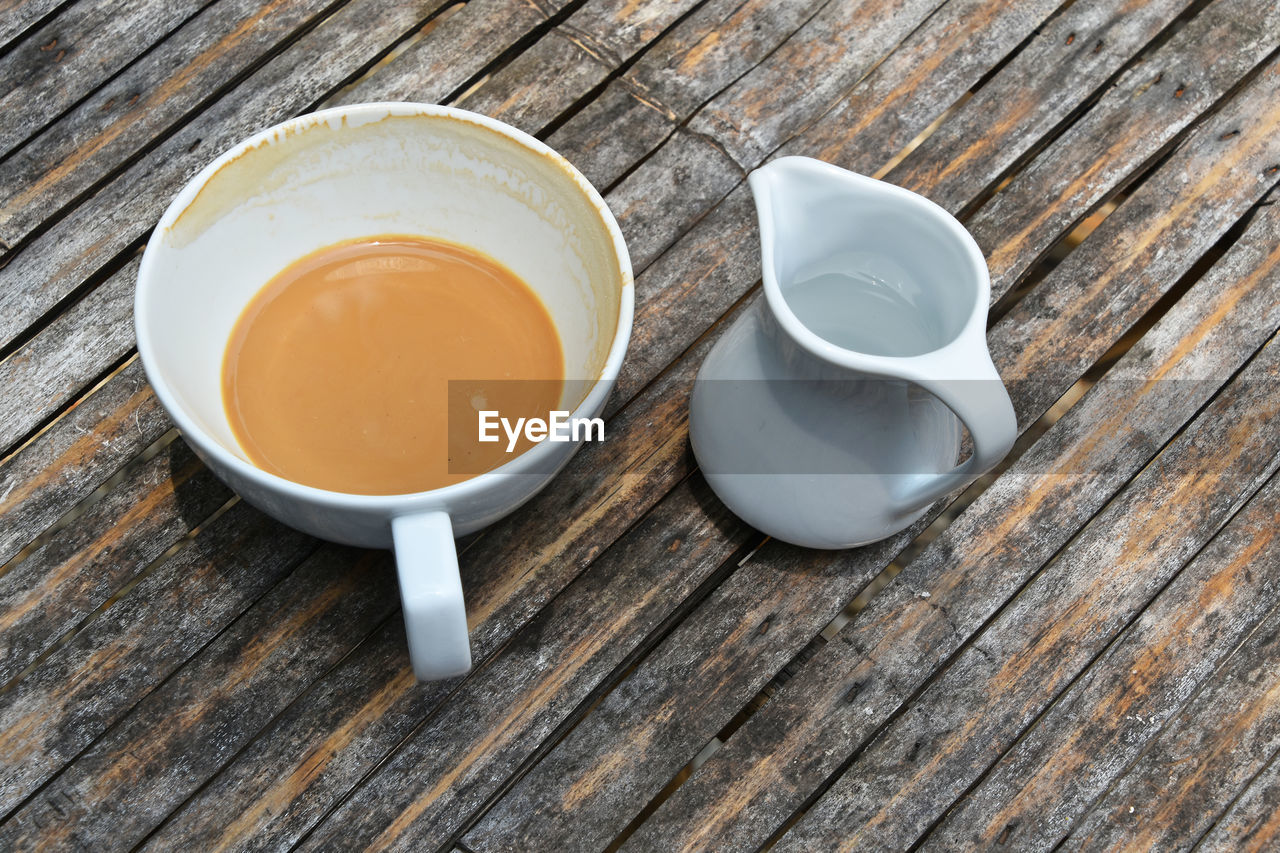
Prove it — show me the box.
[330,0,576,105]
[0,359,171,566]
[920,469,1280,851]
[0,544,399,851]
[295,477,756,852]
[452,0,706,132]
[776,0,1063,178]
[0,438,230,685]
[462,65,1280,851]
[0,0,205,158]
[589,0,955,270]
[0,258,137,453]
[966,0,1280,300]
[1054,554,1280,851]
[685,0,951,168]
[0,0,66,51]
[545,0,830,188]
[0,0,349,245]
[622,181,1280,853]
[885,0,1196,208]
[989,54,1280,409]
[0,0,445,345]
[0,500,317,818]
[1198,750,1280,852]
[768,333,1280,853]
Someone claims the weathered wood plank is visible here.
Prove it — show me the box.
[140,614,417,851]
[683,0,976,169]
[0,0,446,343]
[776,0,1067,181]
[586,0,968,271]
[913,471,1280,850]
[989,57,1280,414]
[0,258,137,453]
[0,0,66,51]
[1050,571,1280,851]
[0,544,399,851]
[137,294,751,851]
[765,336,1280,853]
[966,0,1280,300]
[0,438,230,685]
[328,0,576,106]
[1198,750,1280,852]
[544,0,830,188]
[449,0,707,133]
[884,0,1195,209]
[0,359,171,567]
[277,477,756,852]
[0,501,317,818]
[0,0,205,158]
[0,0,358,244]
[461,66,1280,850]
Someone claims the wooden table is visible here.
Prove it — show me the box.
[2,0,1278,849]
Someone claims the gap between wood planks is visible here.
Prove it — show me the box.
[1191,730,1280,850]
[0,0,226,165]
[1052,528,1280,849]
[896,344,1280,851]
[0,0,361,253]
[0,0,78,63]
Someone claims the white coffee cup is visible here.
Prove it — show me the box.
[135,103,634,680]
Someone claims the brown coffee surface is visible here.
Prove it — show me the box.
[223,236,564,494]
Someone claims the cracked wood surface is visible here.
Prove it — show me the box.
[1,0,1277,850]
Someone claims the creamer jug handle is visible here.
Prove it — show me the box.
[888,343,1017,513]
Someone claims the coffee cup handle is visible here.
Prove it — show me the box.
[391,511,472,681]
[887,343,1017,514]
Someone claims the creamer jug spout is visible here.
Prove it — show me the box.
[747,155,885,291]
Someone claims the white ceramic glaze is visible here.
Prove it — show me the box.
[135,103,634,680]
[689,156,1015,548]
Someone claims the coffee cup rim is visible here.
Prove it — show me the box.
[135,102,634,511]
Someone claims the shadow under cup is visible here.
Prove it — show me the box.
[135,104,634,680]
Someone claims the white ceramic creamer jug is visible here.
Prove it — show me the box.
[689,156,1016,548]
